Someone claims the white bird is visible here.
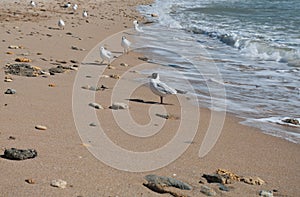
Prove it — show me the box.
[121,36,131,54]
[58,19,65,29]
[82,10,88,17]
[133,20,143,33]
[100,46,113,65]
[149,73,177,104]
[30,1,36,7]
[72,4,78,11]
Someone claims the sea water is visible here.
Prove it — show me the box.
[135,0,300,143]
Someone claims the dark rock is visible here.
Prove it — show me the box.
[5,88,16,94]
[4,148,37,160]
[202,174,225,184]
[55,60,68,64]
[138,56,149,61]
[144,174,192,190]
[70,60,78,63]
[8,136,16,140]
[48,66,65,75]
[282,118,299,125]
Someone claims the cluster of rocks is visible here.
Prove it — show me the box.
[143,174,192,197]
[4,63,44,77]
[143,169,279,196]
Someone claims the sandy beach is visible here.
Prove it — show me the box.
[0,0,299,196]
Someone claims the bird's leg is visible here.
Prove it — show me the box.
[160,96,163,104]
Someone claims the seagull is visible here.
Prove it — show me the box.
[72,4,78,11]
[149,73,177,104]
[82,10,88,17]
[100,46,113,65]
[133,20,143,32]
[58,19,65,29]
[121,36,131,54]
[30,1,36,7]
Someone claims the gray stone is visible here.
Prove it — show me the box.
[259,190,273,197]
[89,102,103,109]
[218,184,230,192]
[144,174,192,190]
[200,185,216,196]
[5,88,16,94]
[109,102,128,110]
[4,148,37,160]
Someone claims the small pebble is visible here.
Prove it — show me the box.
[70,60,78,63]
[15,57,31,62]
[89,122,97,127]
[110,74,120,79]
[25,179,36,184]
[108,65,115,69]
[89,102,103,109]
[8,45,19,49]
[4,78,13,82]
[8,136,16,140]
[5,88,16,94]
[50,179,67,189]
[35,125,47,130]
[109,102,128,110]
[259,190,273,197]
[120,63,128,67]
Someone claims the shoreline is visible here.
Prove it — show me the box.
[133,0,300,145]
[0,0,299,196]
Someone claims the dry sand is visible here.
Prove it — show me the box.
[0,0,299,197]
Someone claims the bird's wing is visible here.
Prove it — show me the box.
[105,50,112,57]
[156,81,177,94]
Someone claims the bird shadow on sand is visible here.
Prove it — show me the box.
[127,98,173,105]
[48,27,62,30]
[81,62,107,66]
